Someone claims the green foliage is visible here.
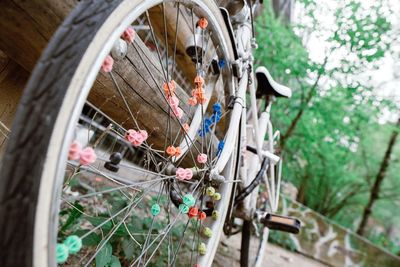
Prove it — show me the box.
[96,242,113,267]
[255,0,399,252]
[59,201,84,237]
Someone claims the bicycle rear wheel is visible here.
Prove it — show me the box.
[0,1,238,266]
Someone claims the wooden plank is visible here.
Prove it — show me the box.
[0,0,77,72]
[89,36,193,148]
[0,0,194,149]
[148,4,197,86]
[0,51,29,159]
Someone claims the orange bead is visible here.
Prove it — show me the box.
[163,80,176,96]
[195,90,205,99]
[194,75,204,87]
[183,123,190,132]
[188,97,197,106]
[198,18,208,29]
[166,145,177,156]
[188,207,199,218]
[175,146,182,156]
[198,97,208,105]
[198,211,206,220]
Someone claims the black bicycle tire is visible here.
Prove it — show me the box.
[0,0,237,266]
[0,1,125,266]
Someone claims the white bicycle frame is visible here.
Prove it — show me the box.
[212,22,282,215]
[211,4,283,266]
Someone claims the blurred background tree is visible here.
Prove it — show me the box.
[255,0,400,254]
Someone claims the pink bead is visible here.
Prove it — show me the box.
[176,167,187,180]
[125,129,147,147]
[139,130,148,140]
[125,129,137,143]
[121,27,136,43]
[188,97,197,106]
[80,147,97,165]
[102,55,114,72]
[168,95,179,108]
[68,141,82,161]
[183,123,190,132]
[197,153,207,164]
[176,168,193,180]
[172,106,183,119]
[184,168,193,180]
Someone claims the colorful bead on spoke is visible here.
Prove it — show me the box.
[197,153,207,164]
[198,18,208,29]
[179,203,189,214]
[218,59,226,69]
[183,194,195,207]
[203,227,213,238]
[151,203,161,216]
[206,186,215,197]
[175,146,182,156]
[125,129,148,147]
[188,206,199,218]
[68,141,82,161]
[198,211,206,220]
[163,80,176,97]
[168,95,180,108]
[213,192,221,201]
[166,145,176,156]
[121,26,136,43]
[188,97,198,106]
[102,55,114,72]
[194,75,205,87]
[212,210,220,220]
[56,243,69,264]
[217,140,225,156]
[198,242,207,255]
[183,123,190,132]
[190,75,208,105]
[176,167,193,180]
[172,106,184,119]
[64,235,82,255]
[79,147,97,166]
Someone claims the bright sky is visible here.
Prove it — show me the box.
[292,0,400,122]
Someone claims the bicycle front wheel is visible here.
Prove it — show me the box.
[0,1,238,266]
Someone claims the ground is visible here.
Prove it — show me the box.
[214,233,328,267]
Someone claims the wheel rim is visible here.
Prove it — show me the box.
[32,1,237,266]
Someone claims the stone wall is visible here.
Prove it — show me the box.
[279,196,400,267]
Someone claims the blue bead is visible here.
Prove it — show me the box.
[218,59,226,68]
[217,140,225,156]
[213,102,222,113]
[210,114,216,122]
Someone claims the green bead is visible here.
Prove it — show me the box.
[203,227,213,238]
[198,242,207,255]
[182,194,195,207]
[212,210,220,220]
[179,203,189,214]
[151,203,161,216]
[206,186,215,197]
[56,243,69,264]
[213,192,221,201]
[64,235,82,254]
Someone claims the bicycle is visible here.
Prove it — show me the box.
[0,0,300,266]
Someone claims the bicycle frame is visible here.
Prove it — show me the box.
[212,2,282,217]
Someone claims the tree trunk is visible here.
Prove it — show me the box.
[296,172,308,204]
[356,117,400,236]
[280,58,328,150]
